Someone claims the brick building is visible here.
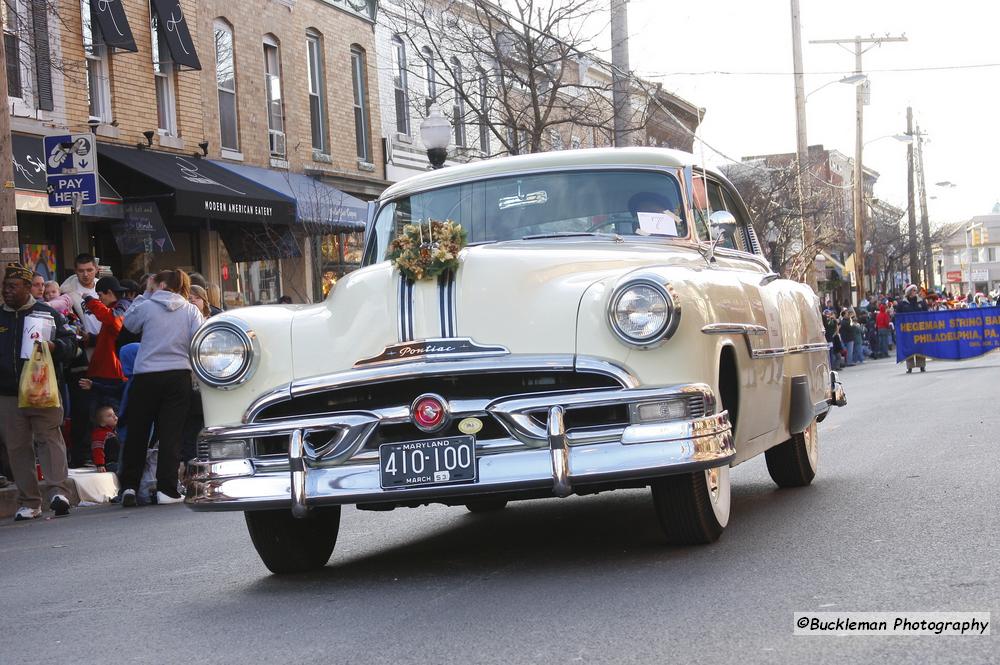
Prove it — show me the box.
[374,0,702,183]
[6,0,384,304]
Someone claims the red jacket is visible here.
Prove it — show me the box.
[875,305,891,330]
[84,299,126,382]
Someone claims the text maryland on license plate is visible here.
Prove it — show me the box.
[379,435,477,489]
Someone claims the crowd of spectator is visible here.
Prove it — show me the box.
[822,284,1000,374]
[0,254,233,520]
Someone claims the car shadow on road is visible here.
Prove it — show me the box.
[238,474,840,594]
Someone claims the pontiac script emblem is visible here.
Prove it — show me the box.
[354,338,509,367]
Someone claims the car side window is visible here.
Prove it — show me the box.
[721,187,755,255]
[692,175,739,250]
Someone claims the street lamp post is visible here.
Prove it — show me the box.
[420,109,451,169]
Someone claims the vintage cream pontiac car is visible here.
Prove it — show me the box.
[185,148,846,574]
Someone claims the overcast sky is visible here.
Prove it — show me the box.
[615,0,998,226]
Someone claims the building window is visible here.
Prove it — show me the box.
[3,1,27,98]
[450,57,466,147]
[306,29,328,153]
[150,10,177,136]
[420,46,435,114]
[263,35,285,157]
[549,129,563,150]
[82,0,112,121]
[214,20,238,151]
[391,35,409,135]
[477,68,489,153]
[351,45,371,163]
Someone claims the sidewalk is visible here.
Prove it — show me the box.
[0,468,119,519]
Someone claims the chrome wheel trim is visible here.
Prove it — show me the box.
[803,421,819,471]
[705,465,731,528]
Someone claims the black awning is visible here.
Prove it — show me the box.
[91,0,137,52]
[149,0,201,70]
[97,144,296,224]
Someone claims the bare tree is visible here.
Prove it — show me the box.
[724,158,844,281]
[391,0,653,156]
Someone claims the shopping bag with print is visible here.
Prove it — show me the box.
[18,340,61,409]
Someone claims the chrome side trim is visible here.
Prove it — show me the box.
[701,325,828,359]
[788,342,831,355]
[701,323,768,336]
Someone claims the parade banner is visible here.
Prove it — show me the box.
[895,307,1000,362]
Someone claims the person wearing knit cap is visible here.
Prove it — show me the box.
[895,283,928,372]
[0,263,79,520]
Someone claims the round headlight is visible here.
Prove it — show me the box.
[191,321,256,388]
[608,279,679,346]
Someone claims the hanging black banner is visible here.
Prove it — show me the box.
[149,0,201,70]
[90,0,137,52]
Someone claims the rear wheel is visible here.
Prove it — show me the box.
[651,465,730,545]
[465,499,508,513]
[765,420,818,488]
[244,506,341,574]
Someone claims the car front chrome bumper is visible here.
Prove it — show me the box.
[184,384,735,515]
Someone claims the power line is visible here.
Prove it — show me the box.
[638,62,1000,77]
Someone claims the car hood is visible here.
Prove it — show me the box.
[290,239,707,380]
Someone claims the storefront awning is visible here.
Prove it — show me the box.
[11,133,122,217]
[213,161,368,232]
[97,144,296,224]
[149,0,201,70]
[91,0,137,52]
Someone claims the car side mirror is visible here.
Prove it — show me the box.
[709,210,738,242]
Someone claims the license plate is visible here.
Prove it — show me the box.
[379,435,477,489]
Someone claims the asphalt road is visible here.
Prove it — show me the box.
[2,354,997,665]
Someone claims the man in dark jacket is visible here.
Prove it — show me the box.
[895,284,928,373]
[0,263,79,520]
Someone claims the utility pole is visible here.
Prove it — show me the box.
[0,20,17,265]
[790,0,815,290]
[914,124,933,287]
[906,107,919,285]
[610,0,630,147]
[810,34,907,305]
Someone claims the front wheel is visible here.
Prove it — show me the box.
[245,506,341,574]
[651,465,731,545]
[765,420,818,488]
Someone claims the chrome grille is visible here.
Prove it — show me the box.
[256,370,624,421]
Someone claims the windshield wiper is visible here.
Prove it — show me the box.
[520,231,623,241]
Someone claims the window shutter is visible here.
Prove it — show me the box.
[31,0,52,111]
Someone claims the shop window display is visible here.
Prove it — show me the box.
[220,241,281,307]
[319,231,363,298]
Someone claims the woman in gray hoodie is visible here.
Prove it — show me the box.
[118,269,204,506]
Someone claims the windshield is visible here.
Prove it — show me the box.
[366,169,686,264]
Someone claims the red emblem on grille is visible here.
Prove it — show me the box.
[411,393,449,432]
